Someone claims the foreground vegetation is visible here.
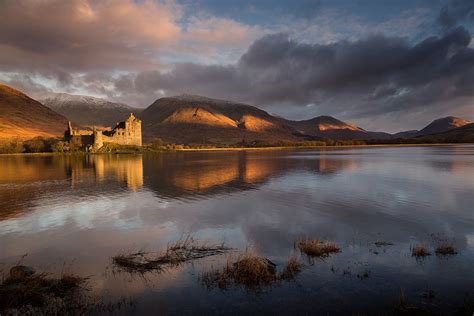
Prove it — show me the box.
[1,234,467,314]
[112,236,231,273]
[0,265,90,315]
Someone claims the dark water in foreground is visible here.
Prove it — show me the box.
[0,145,473,314]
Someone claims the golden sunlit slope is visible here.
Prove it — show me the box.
[141,95,298,144]
[140,95,394,144]
[0,84,69,139]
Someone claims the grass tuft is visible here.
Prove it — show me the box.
[112,236,231,273]
[279,254,303,280]
[435,243,458,256]
[297,238,341,258]
[411,244,431,258]
[0,266,90,315]
[201,250,277,291]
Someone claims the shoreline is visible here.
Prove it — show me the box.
[0,143,471,156]
[174,143,468,152]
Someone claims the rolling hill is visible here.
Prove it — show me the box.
[0,84,69,139]
[140,95,300,144]
[416,116,472,136]
[40,93,141,128]
[285,116,391,140]
[414,123,474,143]
[140,95,393,144]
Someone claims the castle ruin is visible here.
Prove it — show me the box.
[67,113,142,151]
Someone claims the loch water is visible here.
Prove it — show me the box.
[0,145,473,314]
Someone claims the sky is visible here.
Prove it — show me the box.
[0,0,473,132]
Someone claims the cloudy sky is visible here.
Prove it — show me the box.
[0,0,473,132]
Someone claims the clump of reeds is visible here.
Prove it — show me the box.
[297,238,341,258]
[411,244,431,258]
[112,236,231,273]
[0,266,89,315]
[201,250,304,291]
[279,254,303,280]
[201,250,277,291]
[435,243,458,256]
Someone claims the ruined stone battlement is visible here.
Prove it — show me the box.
[67,113,142,151]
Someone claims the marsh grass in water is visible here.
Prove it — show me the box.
[435,243,458,256]
[112,236,231,273]
[0,265,92,315]
[297,238,341,258]
[201,250,277,291]
[201,250,304,292]
[411,244,431,258]
[279,254,303,280]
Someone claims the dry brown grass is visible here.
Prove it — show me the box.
[297,238,341,258]
[112,236,231,273]
[201,250,277,291]
[201,251,304,291]
[279,254,303,280]
[411,244,431,258]
[435,243,458,256]
[0,268,89,315]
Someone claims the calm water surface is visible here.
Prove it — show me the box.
[0,145,473,314]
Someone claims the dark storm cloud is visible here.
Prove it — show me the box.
[437,0,474,29]
[109,27,474,130]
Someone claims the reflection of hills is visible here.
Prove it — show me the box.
[0,151,358,221]
[143,151,359,199]
[0,155,143,220]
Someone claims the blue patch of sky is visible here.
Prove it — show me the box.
[178,0,444,28]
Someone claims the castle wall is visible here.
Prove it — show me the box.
[67,113,142,151]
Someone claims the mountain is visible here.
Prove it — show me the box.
[414,123,474,143]
[417,116,471,136]
[0,84,69,139]
[285,116,391,140]
[141,95,300,144]
[40,93,140,127]
[141,95,393,144]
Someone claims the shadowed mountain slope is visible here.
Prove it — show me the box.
[414,123,474,143]
[417,116,472,136]
[0,84,69,139]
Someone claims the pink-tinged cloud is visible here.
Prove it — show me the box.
[0,0,182,71]
[0,0,264,73]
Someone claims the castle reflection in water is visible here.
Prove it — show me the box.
[70,155,144,192]
[0,151,364,220]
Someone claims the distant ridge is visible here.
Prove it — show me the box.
[417,116,471,136]
[41,93,140,127]
[0,85,471,144]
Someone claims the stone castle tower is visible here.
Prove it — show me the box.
[67,113,142,151]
